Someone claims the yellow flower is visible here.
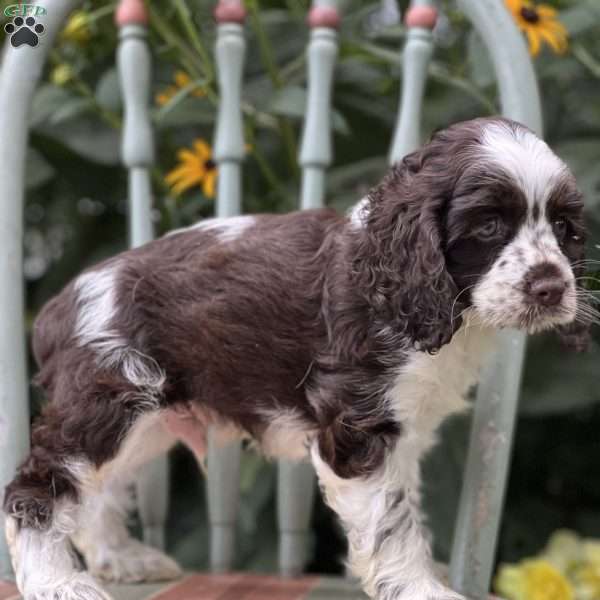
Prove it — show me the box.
[155,71,206,106]
[165,139,217,198]
[50,63,74,86]
[495,559,574,600]
[572,563,600,600]
[60,10,92,44]
[505,0,568,56]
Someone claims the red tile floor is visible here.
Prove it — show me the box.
[0,573,367,600]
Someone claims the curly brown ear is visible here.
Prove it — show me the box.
[352,134,468,354]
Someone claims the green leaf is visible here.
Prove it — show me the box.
[95,68,122,113]
[554,138,600,211]
[37,116,121,165]
[268,85,350,135]
[25,147,55,190]
[560,1,600,36]
[154,96,215,129]
[30,85,76,127]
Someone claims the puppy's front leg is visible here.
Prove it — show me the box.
[311,441,463,600]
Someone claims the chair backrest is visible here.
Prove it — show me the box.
[0,1,543,596]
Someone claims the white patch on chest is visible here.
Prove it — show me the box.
[387,320,496,449]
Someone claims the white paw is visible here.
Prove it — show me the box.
[377,579,466,600]
[23,572,113,600]
[86,540,182,583]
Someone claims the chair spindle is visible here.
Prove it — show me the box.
[206,0,247,573]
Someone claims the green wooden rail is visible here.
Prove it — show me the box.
[0,0,542,597]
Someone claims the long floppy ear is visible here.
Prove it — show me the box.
[352,136,466,354]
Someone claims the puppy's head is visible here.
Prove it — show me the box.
[354,117,592,353]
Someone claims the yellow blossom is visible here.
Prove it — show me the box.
[505,0,568,57]
[572,563,600,600]
[165,139,217,198]
[155,71,206,106]
[60,10,92,44]
[50,63,74,86]
[495,559,574,600]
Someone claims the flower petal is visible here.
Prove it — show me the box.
[504,0,523,15]
[174,71,191,88]
[526,28,542,56]
[193,139,211,160]
[164,165,192,185]
[203,171,217,198]
[537,5,558,18]
[538,26,567,54]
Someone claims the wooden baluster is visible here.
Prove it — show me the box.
[0,0,79,578]
[116,0,169,551]
[277,0,340,578]
[298,1,340,209]
[449,1,542,597]
[389,1,437,163]
[207,0,246,572]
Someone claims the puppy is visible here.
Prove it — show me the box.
[3,117,592,600]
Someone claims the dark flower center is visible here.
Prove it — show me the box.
[204,159,216,170]
[520,6,540,23]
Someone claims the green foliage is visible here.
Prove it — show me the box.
[4,0,600,574]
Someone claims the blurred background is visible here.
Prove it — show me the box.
[1,0,599,588]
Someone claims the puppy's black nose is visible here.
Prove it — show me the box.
[528,278,566,306]
[525,263,566,307]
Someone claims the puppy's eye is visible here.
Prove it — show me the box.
[475,217,504,240]
[552,219,567,242]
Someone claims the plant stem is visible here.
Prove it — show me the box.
[172,0,215,82]
[246,0,299,176]
[245,123,288,201]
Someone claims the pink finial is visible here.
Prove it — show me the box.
[214,0,247,24]
[115,0,148,26]
[308,5,341,29]
[404,5,438,29]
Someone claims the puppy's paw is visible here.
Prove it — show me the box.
[23,572,113,600]
[87,540,182,583]
[378,579,466,600]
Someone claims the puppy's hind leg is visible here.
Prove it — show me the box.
[70,417,182,584]
[4,430,114,600]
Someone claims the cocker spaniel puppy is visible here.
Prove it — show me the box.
[4,117,592,600]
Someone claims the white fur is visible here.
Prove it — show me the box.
[348,197,370,229]
[480,121,567,209]
[472,224,576,332]
[70,475,181,584]
[259,408,314,460]
[168,215,257,241]
[6,505,112,600]
[74,264,166,404]
[311,323,495,600]
[74,262,124,357]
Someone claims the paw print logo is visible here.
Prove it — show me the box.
[4,16,45,48]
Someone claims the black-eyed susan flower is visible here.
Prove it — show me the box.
[155,71,206,106]
[505,0,568,57]
[60,10,92,44]
[165,139,217,198]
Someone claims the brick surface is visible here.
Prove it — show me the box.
[0,580,18,600]
[149,573,319,600]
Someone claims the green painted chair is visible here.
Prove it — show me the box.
[0,0,542,598]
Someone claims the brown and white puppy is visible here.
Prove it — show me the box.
[3,117,593,600]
